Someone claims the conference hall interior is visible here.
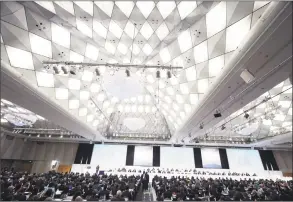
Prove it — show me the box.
[0,1,292,201]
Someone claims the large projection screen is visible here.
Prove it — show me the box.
[201,148,222,169]
[160,147,195,168]
[91,144,127,169]
[226,149,264,172]
[133,146,153,166]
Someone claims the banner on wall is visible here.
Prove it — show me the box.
[57,165,72,173]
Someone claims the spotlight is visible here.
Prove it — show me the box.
[61,66,68,74]
[214,110,222,118]
[244,112,249,119]
[95,69,100,76]
[156,70,160,78]
[199,123,204,129]
[221,124,226,130]
[125,69,130,77]
[70,70,76,75]
[167,71,171,79]
[53,66,59,74]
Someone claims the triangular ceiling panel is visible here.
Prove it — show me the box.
[0,0,279,142]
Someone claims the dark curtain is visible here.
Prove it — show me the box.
[74,143,94,164]
[219,149,230,169]
[259,150,279,170]
[126,145,135,166]
[193,148,203,168]
[153,146,160,167]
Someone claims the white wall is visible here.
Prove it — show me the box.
[160,147,195,168]
[226,149,264,173]
[273,150,292,173]
[1,133,78,173]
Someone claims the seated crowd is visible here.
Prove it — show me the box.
[107,168,257,177]
[152,175,293,201]
[1,169,141,201]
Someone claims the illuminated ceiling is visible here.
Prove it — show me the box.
[0,1,276,141]
[188,78,292,144]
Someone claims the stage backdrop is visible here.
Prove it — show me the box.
[226,149,264,172]
[80,144,280,173]
[91,144,127,169]
[201,148,222,169]
[133,146,153,166]
[160,147,195,168]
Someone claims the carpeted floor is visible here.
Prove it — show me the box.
[135,183,154,201]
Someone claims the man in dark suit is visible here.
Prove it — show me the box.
[141,172,149,191]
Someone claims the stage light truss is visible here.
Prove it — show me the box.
[13,128,75,135]
[192,135,255,144]
[108,132,171,140]
[43,61,182,77]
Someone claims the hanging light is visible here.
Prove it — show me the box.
[244,112,249,119]
[53,66,59,74]
[156,70,160,78]
[95,68,100,76]
[61,66,68,74]
[125,69,130,77]
[221,124,226,130]
[167,71,171,79]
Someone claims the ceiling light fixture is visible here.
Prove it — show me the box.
[70,68,76,75]
[199,123,204,129]
[61,66,68,74]
[95,69,100,76]
[221,124,226,130]
[240,69,255,84]
[214,110,222,118]
[156,70,160,78]
[125,69,130,77]
[53,66,59,74]
[244,112,249,119]
[167,71,171,79]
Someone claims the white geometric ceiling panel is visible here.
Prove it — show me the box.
[94,1,114,17]
[177,1,197,20]
[136,1,155,19]
[206,2,226,38]
[115,1,135,18]
[0,1,273,141]
[29,33,52,58]
[156,1,176,19]
[54,1,75,15]
[74,1,93,16]
[5,45,34,70]
[51,23,70,49]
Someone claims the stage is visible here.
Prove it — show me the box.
[70,164,289,181]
